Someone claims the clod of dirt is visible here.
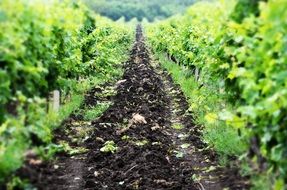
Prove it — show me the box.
[28,159,43,166]
[130,113,147,124]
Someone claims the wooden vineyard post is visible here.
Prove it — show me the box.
[52,90,61,112]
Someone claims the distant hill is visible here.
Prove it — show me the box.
[83,0,196,22]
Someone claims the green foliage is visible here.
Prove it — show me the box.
[231,0,266,23]
[158,54,247,158]
[6,176,32,190]
[100,141,118,153]
[171,123,184,130]
[147,0,287,186]
[0,0,133,183]
[59,141,88,156]
[84,0,196,22]
[84,102,111,121]
[35,144,64,161]
[134,140,149,146]
[203,122,247,157]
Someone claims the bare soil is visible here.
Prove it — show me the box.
[15,26,249,190]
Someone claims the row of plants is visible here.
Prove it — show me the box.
[0,0,133,183]
[147,0,287,188]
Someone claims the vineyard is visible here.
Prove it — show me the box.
[0,0,286,189]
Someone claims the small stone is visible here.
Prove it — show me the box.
[96,137,105,143]
[131,113,147,124]
[151,123,161,131]
[119,181,125,185]
[94,171,100,177]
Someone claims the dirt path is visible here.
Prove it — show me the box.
[18,26,248,190]
[152,63,248,190]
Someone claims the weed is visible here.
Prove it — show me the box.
[59,141,88,156]
[121,135,131,141]
[6,176,32,190]
[157,53,247,161]
[171,123,184,130]
[36,144,64,161]
[134,140,149,146]
[174,150,184,158]
[84,102,111,121]
[100,141,118,153]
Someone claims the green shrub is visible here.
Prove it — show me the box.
[147,0,287,186]
[0,0,133,183]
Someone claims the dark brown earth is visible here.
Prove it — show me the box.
[14,26,249,190]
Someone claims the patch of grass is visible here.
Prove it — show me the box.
[59,95,84,123]
[84,102,111,121]
[156,53,247,161]
[59,141,88,156]
[30,76,116,164]
[36,143,64,161]
[6,176,32,190]
[202,121,247,158]
[98,86,117,99]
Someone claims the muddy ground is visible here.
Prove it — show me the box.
[15,26,249,190]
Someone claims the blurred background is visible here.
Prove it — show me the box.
[83,0,197,21]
